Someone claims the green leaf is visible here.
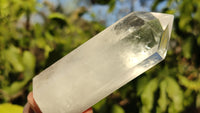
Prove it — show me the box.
[4,45,24,72]
[23,51,35,71]
[35,37,46,48]
[3,79,29,97]
[182,38,193,59]
[183,89,194,107]
[137,75,150,96]
[178,75,200,90]
[22,51,36,78]
[141,78,159,113]
[196,92,200,108]
[157,80,168,113]
[111,104,125,113]
[194,2,200,21]
[179,16,192,32]
[166,77,183,113]
[108,0,116,13]
[165,10,176,14]
[48,13,66,21]
[0,103,23,113]
[93,98,106,111]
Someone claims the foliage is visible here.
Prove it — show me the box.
[0,103,23,113]
[0,0,104,110]
[0,0,200,113]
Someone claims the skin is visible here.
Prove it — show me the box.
[23,92,93,113]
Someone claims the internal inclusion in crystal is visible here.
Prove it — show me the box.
[112,12,170,67]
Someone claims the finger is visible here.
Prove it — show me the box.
[27,92,42,113]
[83,108,93,113]
[23,103,35,113]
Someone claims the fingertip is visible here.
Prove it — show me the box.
[23,103,35,113]
[83,108,93,113]
[27,92,42,113]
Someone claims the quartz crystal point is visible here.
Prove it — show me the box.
[33,12,174,113]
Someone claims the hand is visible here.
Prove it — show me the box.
[23,92,93,113]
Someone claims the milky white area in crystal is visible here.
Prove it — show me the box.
[33,12,174,113]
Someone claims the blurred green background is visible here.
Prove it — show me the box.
[0,0,200,113]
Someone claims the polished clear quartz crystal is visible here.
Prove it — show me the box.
[33,12,174,113]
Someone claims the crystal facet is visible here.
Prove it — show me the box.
[33,12,174,113]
